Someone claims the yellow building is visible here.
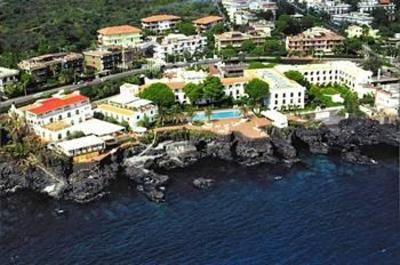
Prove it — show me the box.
[97,25,142,48]
[345,25,379,39]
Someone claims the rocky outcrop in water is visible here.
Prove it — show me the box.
[0,118,398,203]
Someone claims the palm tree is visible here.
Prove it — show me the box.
[204,107,213,123]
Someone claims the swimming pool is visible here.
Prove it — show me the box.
[192,109,241,122]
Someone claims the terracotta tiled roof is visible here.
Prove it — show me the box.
[166,82,186,91]
[141,14,181,23]
[379,0,390,4]
[193,16,223,25]
[27,94,89,115]
[98,25,142,35]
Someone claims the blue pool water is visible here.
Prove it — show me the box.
[192,109,241,121]
[0,153,399,264]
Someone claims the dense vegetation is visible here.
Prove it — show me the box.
[0,0,217,67]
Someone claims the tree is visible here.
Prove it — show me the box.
[362,56,383,75]
[221,46,237,59]
[66,131,85,140]
[245,78,270,106]
[284,70,310,89]
[3,82,24,98]
[139,83,175,108]
[241,40,256,53]
[177,22,197,36]
[183,83,203,103]
[201,76,225,102]
[263,39,287,56]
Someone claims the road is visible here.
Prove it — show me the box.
[0,59,221,111]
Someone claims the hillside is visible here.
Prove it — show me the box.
[0,0,217,67]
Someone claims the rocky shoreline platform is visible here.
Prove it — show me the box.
[0,118,398,203]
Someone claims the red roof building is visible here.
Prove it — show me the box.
[27,94,89,115]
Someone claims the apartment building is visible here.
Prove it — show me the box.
[332,12,374,26]
[12,91,93,141]
[214,31,267,51]
[141,14,181,34]
[83,47,139,72]
[0,67,19,92]
[285,27,345,55]
[222,0,277,25]
[345,25,379,38]
[276,61,373,96]
[97,25,142,48]
[18,53,84,81]
[313,1,351,15]
[244,69,306,110]
[96,84,158,129]
[358,0,396,14]
[193,16,224,32]
[153,34,207,62]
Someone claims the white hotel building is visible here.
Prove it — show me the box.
[153,34,207,62]
[276,61,373,97]
[244,69,306,110]
[96,84,158,129]
[12,91,93,141]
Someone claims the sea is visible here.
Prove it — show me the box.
[0,150,399,265]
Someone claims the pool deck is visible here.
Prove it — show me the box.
[155,115,271,139]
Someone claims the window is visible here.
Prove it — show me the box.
[282,99,286,104]
[67,112,71,118]
[75,110,79,115]
[298,92,302,96]
[58,115,62,120]
[290,92,294,97]
[50,118,54,123]
[274,100,278,105]
[275,94,278,98]
[283,93,286,98]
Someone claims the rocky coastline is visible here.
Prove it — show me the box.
[0,118,398,203]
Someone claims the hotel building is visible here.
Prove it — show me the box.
[95,84,158,129]
[285,27,345,55]
[244,69,306,110]
[276,61,373,96]
[13,91,93,141]
[141,15,181,34]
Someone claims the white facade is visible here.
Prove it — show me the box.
[141,15,181,34]
[276,61,373,97]
[244,69,306,110]
[358,0,396,14]
[15,91,93,141]
[55,135,105,157]
[0,67,19,91]
[374,83,399,113]
[345,25,379,38]
[153,34,207,62]
[261,110,288,128]
[96,85,158,128]
[313,1,351,15]
[332,12,374,26]
[222,0,277,25]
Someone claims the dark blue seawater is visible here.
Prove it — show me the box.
[0,153,399,265]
